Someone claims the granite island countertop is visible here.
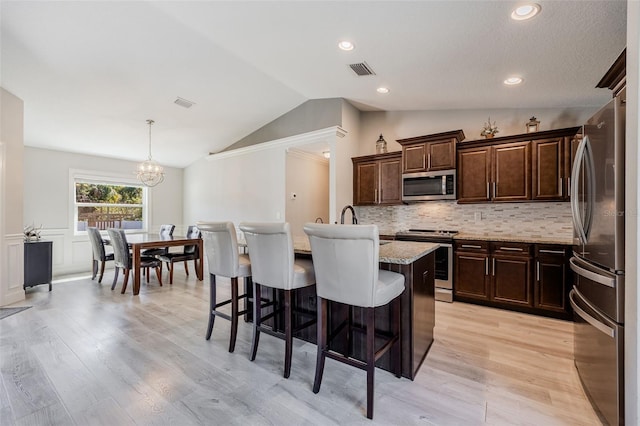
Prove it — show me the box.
[292,238,439,265]
[453,232,573,245]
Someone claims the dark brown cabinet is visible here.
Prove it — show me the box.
[457,127,581,204]
[534,245,571,313]
[24,240,53,291]
[352,152,402,206]
[397,130,465,174]
[491,242,532,307]
[457,142,530,202]
[454,239,572,318]
[454,241,490,300]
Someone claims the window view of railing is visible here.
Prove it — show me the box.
[75,182,145,232]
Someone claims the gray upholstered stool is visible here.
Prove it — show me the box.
[239,222,316,378]
[303,223,405,420]
[197,221,251,353]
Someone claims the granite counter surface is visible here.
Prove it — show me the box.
[453,232,573,245]
[293,238,439,265]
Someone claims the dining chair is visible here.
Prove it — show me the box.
[142,224,175,258]
[197,221,252,353]
[156,225,201,284]
[107,228,163,294]
[238,222,316,378]
[87,226,114,284]
[303,223,405,420]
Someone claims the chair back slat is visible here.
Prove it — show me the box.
[303,223,379,307]
[197,221,241,277]
[107,228,131,269]
[87,227,106,260]
[239,222,294,290]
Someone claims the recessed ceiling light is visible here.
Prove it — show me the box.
[377,87,390,94]
[338,40,355,51]
[504,77,523,85]
[511,3,541,21]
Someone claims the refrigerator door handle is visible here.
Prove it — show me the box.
[571,137,588,245]
[569,289,615,338]
[569,257,615,288]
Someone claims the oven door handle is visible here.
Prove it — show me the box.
[569,289,615,338]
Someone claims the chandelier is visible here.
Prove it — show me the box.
[136,119,165,187]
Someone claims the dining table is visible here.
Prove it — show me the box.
[104,233,203,295]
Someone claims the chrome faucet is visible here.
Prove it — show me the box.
[340,205,358,224]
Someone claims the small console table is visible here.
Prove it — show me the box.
[24,240,53,291]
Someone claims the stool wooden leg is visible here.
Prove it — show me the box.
[111,267,119,291]
[366,306,375,420]
[121,269,130,294]
[229,277,239,353]
[92,259,98,280]
[250,281,261,361]
[313,297,327,393]
[206,274,216,340]
[284,289,293,378]
[98,260,106,283]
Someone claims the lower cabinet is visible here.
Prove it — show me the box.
[24,240,53,291]
[534,245,570,313]
[454,239,571,318]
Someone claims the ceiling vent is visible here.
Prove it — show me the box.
[174,97,196,108]
[349,62,375,76]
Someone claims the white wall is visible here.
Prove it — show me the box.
[334,100,361,222]
[23,147,183,277]
[358,107,599,156]
[0,88,25,306]
[285,150,329,238]
[184,144,286,228]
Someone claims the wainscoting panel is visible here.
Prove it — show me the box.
[2,234,25,305]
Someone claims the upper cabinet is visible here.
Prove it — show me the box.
[397,130,465,173]
[352,151,403,206]
[457,127,581,204]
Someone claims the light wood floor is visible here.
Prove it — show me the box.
[1,267,601,425]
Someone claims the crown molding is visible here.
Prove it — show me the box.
[207,126,347,161]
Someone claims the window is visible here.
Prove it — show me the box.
[73,178,147,233]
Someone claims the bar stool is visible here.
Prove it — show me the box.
[197,221,251,353]
[303,223,405,420]
[239,222,316,378]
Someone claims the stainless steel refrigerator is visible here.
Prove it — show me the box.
[570,86,625,426]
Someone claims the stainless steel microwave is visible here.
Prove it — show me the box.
[402,170,456,201]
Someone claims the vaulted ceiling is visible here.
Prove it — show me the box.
[0,1,627,168]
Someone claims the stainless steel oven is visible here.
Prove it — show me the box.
[395,229,456,302]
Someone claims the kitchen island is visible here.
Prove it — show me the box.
[291,239,439,380]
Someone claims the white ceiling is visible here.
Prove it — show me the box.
[0,1,627,168]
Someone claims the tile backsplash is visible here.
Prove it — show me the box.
[356,201,573,240]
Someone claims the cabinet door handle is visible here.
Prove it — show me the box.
[539,249,564,255]
[559,178,563,196]
[499,247,523,252]
[486,182,490,199]
[428,153,431,169]
[422,154,426,169]
[566,177,571,198]
[485,258,489,275]
[461,244,482,249]
[536,260,540,281]
[492,258,496,276]
[374,189,378,203]
[493,182,497,198]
